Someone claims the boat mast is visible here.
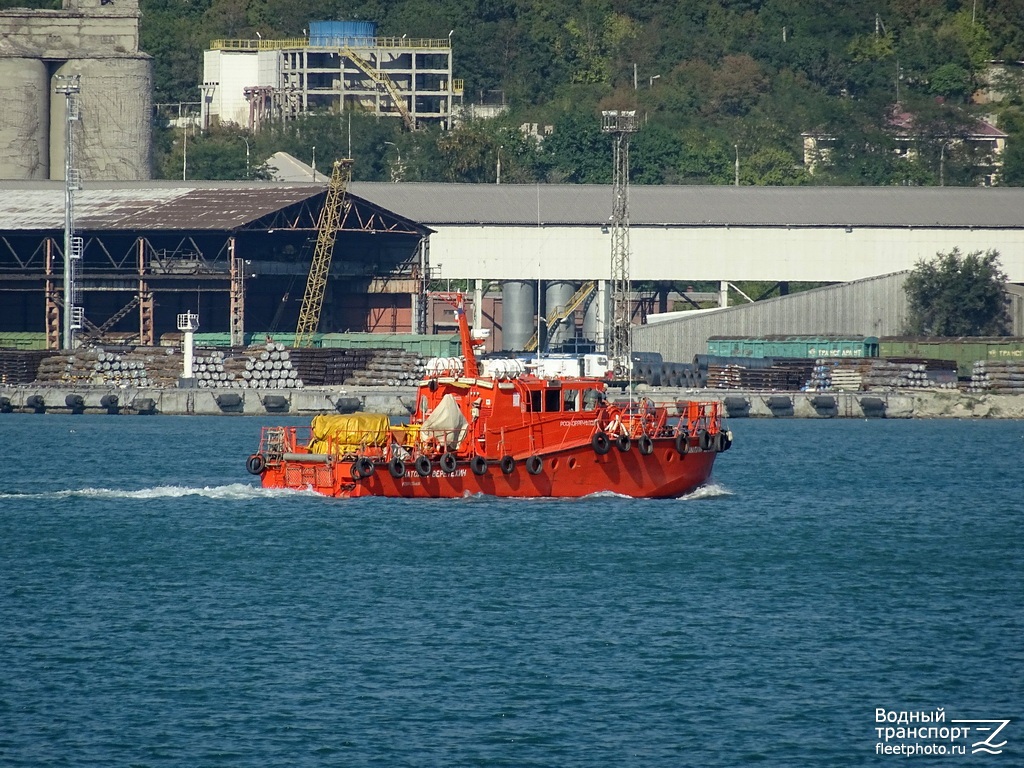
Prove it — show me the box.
[436,292,479,377]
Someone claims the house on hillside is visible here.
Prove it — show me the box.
[802,105,1007,185]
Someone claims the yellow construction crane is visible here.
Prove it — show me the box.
[294,158,353,348]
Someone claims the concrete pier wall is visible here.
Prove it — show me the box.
[2,385,1023,419]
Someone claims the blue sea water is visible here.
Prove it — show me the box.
[0,414,1021,767]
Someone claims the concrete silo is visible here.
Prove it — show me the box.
[49,57,152,181]
[0,58,50,180]
[0,0,152,181]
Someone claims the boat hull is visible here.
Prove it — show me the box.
[260,439,717,499]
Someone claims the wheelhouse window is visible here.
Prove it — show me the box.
[544,388,561,412]
[582,388,601,411]
[563,388,579,412]
[529,390,542,412]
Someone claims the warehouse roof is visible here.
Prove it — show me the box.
[0,181,426,234]
[348,182,1024,229]
[3,178,1023,232]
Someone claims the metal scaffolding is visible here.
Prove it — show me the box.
[601,110,638,374]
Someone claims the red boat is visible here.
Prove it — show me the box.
[246,293,731,499]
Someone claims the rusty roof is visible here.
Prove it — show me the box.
[0,181,426,234]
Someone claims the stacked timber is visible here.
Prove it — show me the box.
[343,349,426,386]
[706,359,814,391]
[965,360,1024,393]
[0,350,52,385]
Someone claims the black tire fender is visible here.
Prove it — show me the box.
[354,456,375,479]
[440,452,458,474]
[675,430,689,455]
[526,455,543,475]
[616,434,631,452]
[500,455,515,475]
[470,455,488,476]
[591,431,611,455]
[698,430,713,451]
[245,453,266,475]
[415,455,432,477]
[388,456,406,478]
[638,435,654,455]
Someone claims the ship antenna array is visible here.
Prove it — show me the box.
[55,75,83,350]
[601,110,638,378]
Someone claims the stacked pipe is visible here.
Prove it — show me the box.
[0,350,53,384]
[233,342,303,389]
[965,360,1024,393]
[344,349,426,386]
[808,358,959,392]
[287,348,374,386]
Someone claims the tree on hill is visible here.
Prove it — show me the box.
[903,248,1010,336]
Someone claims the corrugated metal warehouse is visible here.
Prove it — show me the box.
[2,174,1023,352]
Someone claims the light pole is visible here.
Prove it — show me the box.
[242,136,250,178]
[384,140,403,182]
[649,74,661,87]
[311,145,316,179]
[734,144,740,186]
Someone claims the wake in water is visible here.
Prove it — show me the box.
[0,483,323,501]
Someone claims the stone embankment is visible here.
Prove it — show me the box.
[1,384,1024,419]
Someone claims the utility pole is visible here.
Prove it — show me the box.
[601,110,638,376]
[54,75,83,350]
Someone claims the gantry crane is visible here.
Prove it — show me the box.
[294,158,354,348]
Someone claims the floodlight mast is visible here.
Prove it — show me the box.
[601,109,638,377]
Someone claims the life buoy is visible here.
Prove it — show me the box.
[500,455,515,475]
[675,430,689,455]
[388,456,406,478]
[440,452,458,474]
[245,453,266,475]
[471,455,488,476]
[592,431,611,455]
[616,434,631,452]
[698,430,713,451]
[638,435,654,455]
[415,455,432,477]
[526,455,543,475]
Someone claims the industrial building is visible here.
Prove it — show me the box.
[0,180,428,349]
[201,21,461,132]
[1,179,1023,354]
[0,0,151,181]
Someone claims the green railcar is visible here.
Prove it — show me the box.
[707,335,879,359]
[879,337,1024,376]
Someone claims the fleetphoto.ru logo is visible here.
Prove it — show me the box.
[876,708,1011,757]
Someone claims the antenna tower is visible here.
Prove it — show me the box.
[601,110,638,375]
[55,75,83,350]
